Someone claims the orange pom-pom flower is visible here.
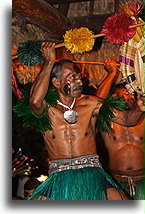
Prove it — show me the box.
[119,2,143,17]
[13,61,42,84]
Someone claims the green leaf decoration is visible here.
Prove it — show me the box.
[17,40,44,66]
[13,86,59,133]
[96,94,127,133]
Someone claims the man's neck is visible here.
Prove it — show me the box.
[58,93,74,107]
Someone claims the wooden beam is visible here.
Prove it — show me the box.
[45,0,95,4]
[70,14,113,33]
[58,3,70,16]
[89,0,94,16]
[12,0,72,38]
[114,0,119,13]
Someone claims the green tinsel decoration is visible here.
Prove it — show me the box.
[17,40,44,66]
[13,86,59,133]
[96,94,127,133]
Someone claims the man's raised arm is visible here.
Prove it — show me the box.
[96,59,119,99]
[29,42,56,115]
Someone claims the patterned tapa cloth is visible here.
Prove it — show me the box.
[119,35,144,95]
[110,169,144,200]
[28,154,123,200]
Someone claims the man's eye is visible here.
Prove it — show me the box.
[70,75,75,80]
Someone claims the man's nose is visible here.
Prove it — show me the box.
[76,78,83,85]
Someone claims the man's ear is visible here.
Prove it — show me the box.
[52,77,60,89]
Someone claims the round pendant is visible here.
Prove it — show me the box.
[64,110,78,124]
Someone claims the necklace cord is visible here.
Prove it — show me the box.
[57,98,76,110]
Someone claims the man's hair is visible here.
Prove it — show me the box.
[50,59,81,82]
[111,83,137,99]
[111,83,126,93]
[24,178,41,190]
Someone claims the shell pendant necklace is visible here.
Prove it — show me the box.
[57,98,78,124]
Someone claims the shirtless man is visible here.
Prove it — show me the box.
[98,86,144,199]
[28,42,143,200]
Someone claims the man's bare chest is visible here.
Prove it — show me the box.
[108,122,144,145]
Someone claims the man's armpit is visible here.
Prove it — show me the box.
[93,101,103,115]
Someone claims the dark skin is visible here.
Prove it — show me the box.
[96,64,144,127]
[30,42,140,200]
[100,88,144,172]
[30,43,119,160]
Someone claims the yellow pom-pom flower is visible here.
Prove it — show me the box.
[64,27,95,54]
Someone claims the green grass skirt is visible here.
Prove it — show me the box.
[28,167,121,200]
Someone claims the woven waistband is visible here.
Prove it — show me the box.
[110,169,144,197]
[110,169,144,182]
[49,154,102,176]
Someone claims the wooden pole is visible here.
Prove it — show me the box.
[52,22,145,48]
[12,22,144,61]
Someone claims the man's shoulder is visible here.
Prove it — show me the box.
[80,94,99,101]
[78,94,101,106]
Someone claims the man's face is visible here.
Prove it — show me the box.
[59,63,83,98]
[114,88,136,108]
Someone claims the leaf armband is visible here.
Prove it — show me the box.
[13,86,59,132]
[96,94,127,133]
